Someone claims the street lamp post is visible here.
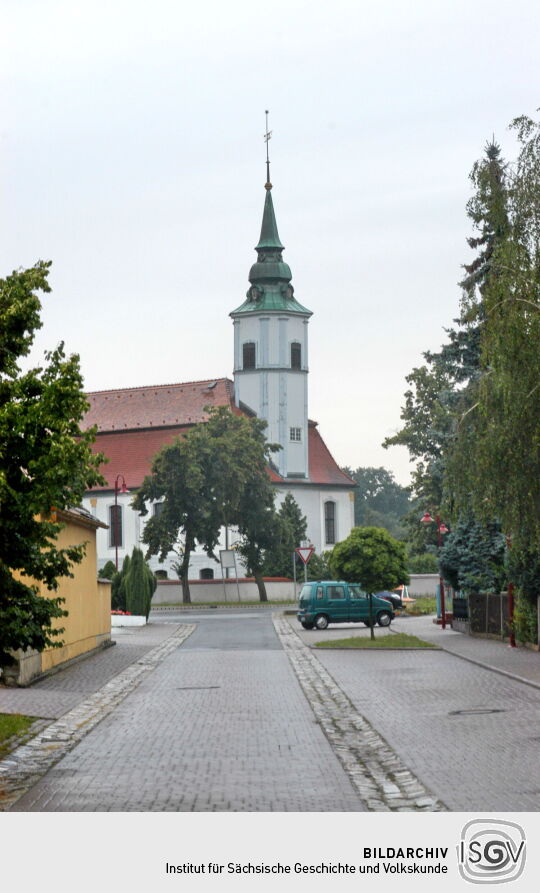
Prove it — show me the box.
[114,474,129,570]
[421,511,449,629]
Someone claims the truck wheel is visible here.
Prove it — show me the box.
[301,621,314,630]
[314,614,329,630]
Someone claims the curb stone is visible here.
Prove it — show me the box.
[273,613,446,813]
[0,623,195,811]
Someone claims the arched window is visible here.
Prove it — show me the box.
[200,568,214,580]
[324,501,336,545]
[109,504,123,548]
[291,341,301,369]
[243,342,256,369]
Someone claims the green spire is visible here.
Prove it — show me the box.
[255,188,284,251]
[230,175,312,318]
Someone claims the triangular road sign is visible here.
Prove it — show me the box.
[295,546,314,565]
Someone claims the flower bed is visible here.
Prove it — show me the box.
[111,611,147,627]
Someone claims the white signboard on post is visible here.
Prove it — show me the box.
[219,549,237,569]
[219,549,241,602]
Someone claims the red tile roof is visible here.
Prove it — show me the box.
[89,427,190,490]
[307,422,356,486]
[84,380,354,491]
[84,378,234,432]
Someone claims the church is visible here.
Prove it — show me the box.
[82,172,355,579]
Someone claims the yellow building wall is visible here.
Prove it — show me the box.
[12,511,111,683]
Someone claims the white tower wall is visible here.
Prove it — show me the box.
[233,313,309,477]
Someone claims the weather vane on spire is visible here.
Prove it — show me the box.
[264,109,272,190]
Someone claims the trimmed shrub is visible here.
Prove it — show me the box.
[124,547,156,619]
[100,560,117,580]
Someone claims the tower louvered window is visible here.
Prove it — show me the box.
[243,342,256,369]
[291,342,301,369]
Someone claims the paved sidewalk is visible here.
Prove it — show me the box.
[0,623,181,720]
[0,625,195,811]
[292,611,540,689]
[289,613,540,811]
[400,614,540,688]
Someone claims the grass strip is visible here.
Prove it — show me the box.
[403,596,437,615]
[0,713,38,757]
[314,632,439,649]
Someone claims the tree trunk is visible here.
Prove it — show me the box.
[369,593,375,640]
[254,570,268,602]
[180,548,191,604]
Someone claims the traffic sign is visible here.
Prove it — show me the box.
[295,546,314,565]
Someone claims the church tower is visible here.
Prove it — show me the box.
[230,170,312,479]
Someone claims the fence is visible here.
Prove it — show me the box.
[459,592,510,638]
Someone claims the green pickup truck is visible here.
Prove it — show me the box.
[297,581,395,630]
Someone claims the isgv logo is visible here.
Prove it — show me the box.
[458,819,526,884]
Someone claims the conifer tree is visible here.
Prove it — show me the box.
[385,140,510,575]
[448,115,540,564]
[262,492,307,578]
[111,554,130,611]
[124,547,155,617]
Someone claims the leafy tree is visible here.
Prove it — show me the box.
[343,466,411,536]
[512,593,538,645]
[262,492,307,578]
[133,406,279,603]
[0,262,104,669]
[329,527,409,639]
[235,498,283,602]
[307,550,332,581]
[506,545,540,598]
[408,552,438,574]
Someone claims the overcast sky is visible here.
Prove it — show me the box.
[2,0,539,486]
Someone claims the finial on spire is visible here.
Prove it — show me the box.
[264,109,272,190]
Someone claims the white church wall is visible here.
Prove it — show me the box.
[274,486,354,555]
[85,491,245,580]
[84,492,140,571]
[85,484,354,580]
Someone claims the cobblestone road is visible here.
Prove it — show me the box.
[10,615,366,812]
[3,611,539,812]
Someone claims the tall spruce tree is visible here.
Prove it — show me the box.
[385,140,510,581]
[447,116,540,570]
[262,492,307,578]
